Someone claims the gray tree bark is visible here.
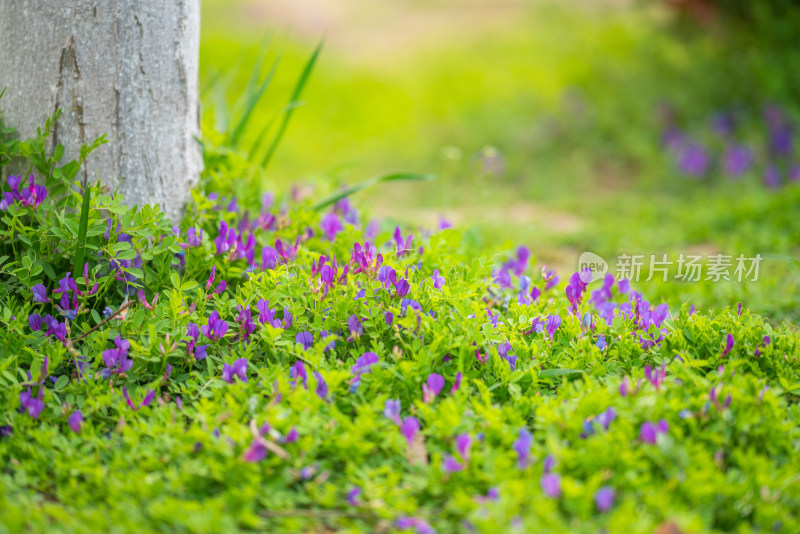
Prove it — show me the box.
[0,0,201,221]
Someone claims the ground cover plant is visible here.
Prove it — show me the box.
[1,95,800,533]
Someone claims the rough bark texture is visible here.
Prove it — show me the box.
[0,0,201,221]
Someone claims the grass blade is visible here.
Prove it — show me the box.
[230,54,281,147]
[72,183,91,273]
[312,172,436,211]
[260,38,324,169]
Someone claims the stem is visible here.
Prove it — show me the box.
[73,299,135,343]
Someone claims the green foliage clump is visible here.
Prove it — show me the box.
[0,107,798,534]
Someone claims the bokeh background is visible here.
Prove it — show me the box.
[199,0,800,323]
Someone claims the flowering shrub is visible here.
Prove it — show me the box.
[661,104,799,187]
[0,116,799,534]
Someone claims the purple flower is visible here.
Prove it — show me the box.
[400,416,419,445]
[222,358,248,383]
[513,428,533,468]
[541,473,561,498]
[290,360,308,389]
[321,212,343,241]
[352,352,379,377]
[450,371,462,394]
[442,454,463,473]
[20,388,45,418]
[723,145,753,177]
[186,227,203,247]
[385,311,394,325]
[764,165,782,189]
[121,387,156,411]
[347,314,364,337]
[285,427,299,443]
[594,487,615,512]
[201,311,229,341]
[346,486,362,506]
[384,398,402,425]
[640,419,669,444]
[214,220,238,255]
[395,278,410,298]
[68,411,83,434]
[101,335,133,378]
[28,313,44,331]
[596,335,607,350]
[430,269,445,289]
[677,142,709,176]
[396,517,436,534]
[262,246,279,270]
[455,434,472,460]
[543,454,556,474]
[31,283,50,303]
[422,373,444,403]
[644,363,667,391]
[243,439,268,462]
[721,333,734,357]
[295,331,314,350]
[545,314,561,338]
[314,371,328,399]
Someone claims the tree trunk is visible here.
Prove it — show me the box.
[0,0,201,221]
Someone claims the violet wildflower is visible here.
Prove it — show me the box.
[455,434,472,460]
[347,314,364,337]
[723,145,753,177]
[101,335,133,378]
[513,428,533,468]
[764,165,781,189]
[19,388,45,418]
[400,299,422,315]
[430,269,445,289]
[68,411,83,434]
[644,363,667,391]
[185,323,209,360]
[594,487,615,512]
[545,314,561,338]
[385,311,394,325]
[384,399,402,425]
[290,361,308,389]
[201,311,229,341]
[28,313,44,331]
[596,335,607,350]
[422,373,444,403]
[400,416,420,447]
[378,265,397,289]
[540,473,561,498]
[352,352,379,378]
[214,220,238,255]
[396,517,435,534]
[236,305,256,341]
[222,358,248,383]
[640,419,669,444]
[346,486,362,506]
[450,371,462,394]
[442,455,463,473]
[295,331,314,350]
[721,333,734,357]
[243,439,268,462]
[314,372,328,399]
[395,278,410,298]
[186,227,203,247]
[321,212,343,241]
[677,142,710,176]
[285,427,299,443]
[261,245,279,269]
[31,283,50,303]
[543,454,556,474]
[122,387,156,411]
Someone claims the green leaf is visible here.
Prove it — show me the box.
[260,38,323,169]
[538,368,585,378]
[53,375,69,390]
[72,184,91,273]
[312,173,436,211]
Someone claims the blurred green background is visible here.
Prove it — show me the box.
[199,0,800,323]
